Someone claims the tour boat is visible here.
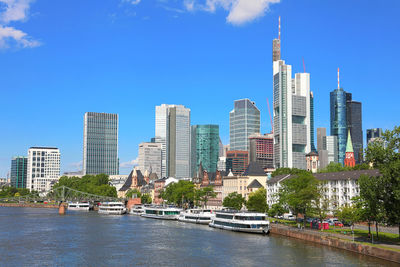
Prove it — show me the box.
[209,210,270,234]
[98,202,127,215]
[68,202,90,211]
[129,205,145,215]
[141,206,182,220]
[178,209,215,225]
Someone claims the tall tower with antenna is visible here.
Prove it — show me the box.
[272,16,281,62]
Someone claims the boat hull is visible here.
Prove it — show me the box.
[209,222,269,234]
[98,209,126,215]
[68,207,90,211]
[178,217,212,225]
[141,214,179,220]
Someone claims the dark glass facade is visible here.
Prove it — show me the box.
[192,125,219,175]
[11,156,28,188]
[346,99,363,164]
[366,128,382,144]
[330,88,347,165]
[226,151,249,176]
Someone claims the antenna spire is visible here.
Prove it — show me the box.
[302,57,306,73]
[278,16,281,40]
[337,67,340,89]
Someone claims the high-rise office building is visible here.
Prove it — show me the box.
[10,156,28,188]
[155,104,190,178]
[367,128,383,144]
[272,18,312,169]
[229,99,260,151]
[317,127,329,169]
[138,142,162,179]
[83,112,119,175]
[325,135,338,165]
[346,94,363,164]
[317,128,327,152]
[27,147,60,192]
[249,133,274,169]
[226,151,249,176]
[191,125,219,175]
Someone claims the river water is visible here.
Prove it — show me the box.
[0,207,395,266]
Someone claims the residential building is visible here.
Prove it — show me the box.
[226,150,248,176]
[367,128,383,145]
[249,133,274,170]
[272,18,313,169]
[267,169,380,210]
[229,99,260,151]
[155,104,190,178]
[191,125,219,176]
[27,147,60,192]
[83,112,119,175]
[10,156,28,188]
[138,142,162,179]
[346,94,363,164]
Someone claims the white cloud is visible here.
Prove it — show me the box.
[0,0,39,49]
[122,0,141,5]
[0,25,40,48]
[120,157,139,168]
[184,0,280,25]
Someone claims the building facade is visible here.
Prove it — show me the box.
[249,133,274,170]
[191,125,219,176]
[155,104,190,178]
[83,112,119,175]
[366,128,383,145]
[229,99,260,151]
[27,147,60,192]
[346,94,363,164]
[10,156,28,188]
[325,135,339,165]
[138,142,162,179]
[330,87,348,165]
[226,150,248,176]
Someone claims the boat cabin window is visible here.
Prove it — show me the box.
[235,216,265,221]
[216,214,234,219]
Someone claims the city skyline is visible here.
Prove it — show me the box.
[1,1,400,176]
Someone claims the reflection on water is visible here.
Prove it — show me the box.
[0,207,394,266]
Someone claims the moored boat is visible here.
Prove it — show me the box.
[141,206,182,220]
[178,209,215,224]
[129,205,145,215]
[98,202,127,215]
[68,202,90,211]
[209,210,270,234]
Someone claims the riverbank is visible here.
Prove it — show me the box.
[270,224,400,264]
[0,203,58,208]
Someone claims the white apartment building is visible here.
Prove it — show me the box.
[27,147,60,192]
[266,169,380,211]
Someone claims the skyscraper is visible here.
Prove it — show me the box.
[27,147,60,192]
[272,18,312,169]
[10,156,27,188]
[316,128,338,169]
[226,151,249,175]
[249,133,274,169]
[317,128,327,152]
[330,70,348,165]
[229,99,260,151]
[346,95,363,164]
[324,135,339,165]
[155,104,190,178]
[138,142,162,179]
[367,128,383,144]
[83,112,119,175]
[191,125,219,175]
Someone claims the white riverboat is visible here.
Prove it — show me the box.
[129,205,145,215]
[98,202,127,215]
[178,209,215,225]
[68,202,90,211]
[209,210,270,234]
[141,206,182,220]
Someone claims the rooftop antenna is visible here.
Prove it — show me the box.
[337,67,340,89]
[279,16,281,40]
[302,57,306,73]
[267,98,273,134]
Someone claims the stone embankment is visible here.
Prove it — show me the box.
[0,203,58,209]
[270,224,400,264]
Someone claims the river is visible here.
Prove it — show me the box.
[0,207,395,266]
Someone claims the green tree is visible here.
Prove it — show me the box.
[196,186,217,208]
[222,192,246,210]
[268,203,287,218]
[161,181,195,207]
[311,182,331,224]
[126,188,141,199]
[336,205,360,226]
[278,171,320,226]
[271,168,305,177]
[141,194,152,204]
[366,126,400,239]
[246,188,268,213]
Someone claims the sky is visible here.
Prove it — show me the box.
[1,0,399,177]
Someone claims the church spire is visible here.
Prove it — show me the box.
[346,129,354,153]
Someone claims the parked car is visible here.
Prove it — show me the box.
[327,218,343,227]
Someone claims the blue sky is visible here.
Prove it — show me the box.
[1,0,399,177]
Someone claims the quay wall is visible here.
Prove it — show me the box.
[270,225,400,264]
[0,203,58,209]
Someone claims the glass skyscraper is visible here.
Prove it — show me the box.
[191,125,219,175]
[83,112,119,175]
[330,88,347,165]
[346,95,363,164]
[10,156,27,188]
[229,99,260,151]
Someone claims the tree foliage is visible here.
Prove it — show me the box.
[246,188,268,213]
[268,203,287,218]
[140,194,152,204]
[222,192,246,210]
[271,168,306,177]
[335,205,361,226]
[126,188,141,199]
[319,162,370,173]
[196,186,217,208]
[53,174,117,197]
[160,180,195,207]
[0,187,35,198]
